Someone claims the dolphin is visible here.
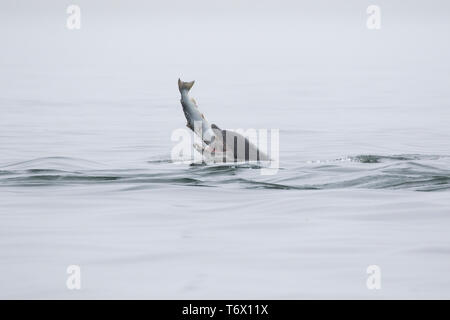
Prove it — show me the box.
[178,79,215,145]
[178,78,270,162]
[210,124,270,162]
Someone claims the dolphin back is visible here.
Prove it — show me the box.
[212,125,270,161]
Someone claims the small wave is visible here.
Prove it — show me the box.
[351,154,444,164]
[146,159,175,164]
[223,178,319,190]
[1,156,107,170]
[0,154,448,192]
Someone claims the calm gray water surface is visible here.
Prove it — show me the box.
[1,1,450,298]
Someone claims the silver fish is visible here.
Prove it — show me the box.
[178,79,215,145]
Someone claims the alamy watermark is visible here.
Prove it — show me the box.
[66,5,81,30]
[366,265,381,290]
[366,5,381,30]
[66,265,81,290]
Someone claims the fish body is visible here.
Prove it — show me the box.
[178,79,215,145]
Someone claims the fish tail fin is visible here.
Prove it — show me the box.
[178,78,195,93]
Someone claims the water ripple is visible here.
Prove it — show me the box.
[0,154,449,191]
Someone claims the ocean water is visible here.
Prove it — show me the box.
[1,0,450,299]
